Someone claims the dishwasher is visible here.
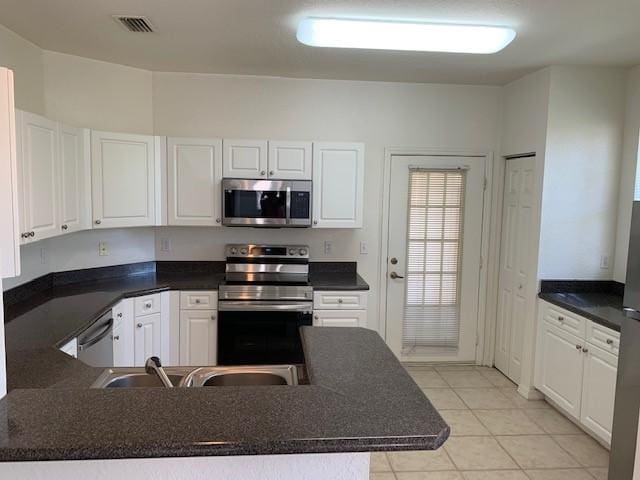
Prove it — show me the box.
[77,310,114,367]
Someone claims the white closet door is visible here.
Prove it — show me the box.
[59,124,89,234]
[18,110,60,242]
[91,130,156,228]
[495,156,536,383]
[167,137,222,226]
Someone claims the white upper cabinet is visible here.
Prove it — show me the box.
[91,130,156,228]
[167,137,222,226]
[268,141,312,180]
[312,142,365,228]
[17,110,60,242]
[0,68,20,278]
[59,124,90,234]
[223,139,268,179]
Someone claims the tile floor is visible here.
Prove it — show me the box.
[371,365,610,480]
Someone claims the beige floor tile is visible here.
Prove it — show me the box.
[523,408,582,434]
[524,469,595,480]
[496,435,579,469]
[405,365,436,373]
[371,452,392,472]
[477,369,516,387]
[499,388,550,409]
[388,449,456,472]
[587,467,609,479]
[474,409,544,435]
[371,474,398,480]
[440,371,492,388]
[439,410,490,436]
[396,472,463,480]
[461,471,528,480]
[435,365,477,372]
[422,388,468,410]
[455,388,516,409]
[552,434,610,467]
[410,370,449,388]
[444,436,517,470]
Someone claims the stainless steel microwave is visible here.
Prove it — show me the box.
[221,178,312,227]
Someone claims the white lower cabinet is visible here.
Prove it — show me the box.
[134,312,162,366]
[112,298,134,367]
[534,299,619,446]
[312,290,368,327]
[179,310,217,366]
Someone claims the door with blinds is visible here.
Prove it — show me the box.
[386,155,486,362]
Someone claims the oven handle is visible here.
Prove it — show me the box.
[218,301,313,312]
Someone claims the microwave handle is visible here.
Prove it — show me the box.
[285,187,291,224]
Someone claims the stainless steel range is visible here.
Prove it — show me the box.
[217,244,313,365]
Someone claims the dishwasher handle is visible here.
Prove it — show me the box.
[78,318,114,351]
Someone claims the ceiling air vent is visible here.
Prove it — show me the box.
[113,15,154,33]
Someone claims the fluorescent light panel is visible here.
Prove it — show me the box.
[297,18,516,54]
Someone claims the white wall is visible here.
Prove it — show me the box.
[152,72,502,331]
[614,65,640,283]
[539,66,627,279]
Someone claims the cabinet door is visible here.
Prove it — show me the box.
[312,142,364,228]
[167,137,222,226]
[0,68,20,278]
[535,322,584,419]
[179,310,217,366]
[222,139,267,179]
[581,344,618,445]
[313,309,366,327]
[113,299,134,367]
[268,141,312,179]
[59,124,89,234]
[18,110,59,242]
[91,130,156,228]
[134,312,161,366]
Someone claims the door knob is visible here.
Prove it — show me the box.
[390,271,405,279]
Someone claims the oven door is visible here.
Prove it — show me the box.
[222,179,311,227]
[218,301,312,365]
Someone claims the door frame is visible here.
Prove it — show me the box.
[379,147,494,364]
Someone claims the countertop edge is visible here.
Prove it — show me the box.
[538,293,622,332]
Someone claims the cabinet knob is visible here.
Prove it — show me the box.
[338,298,344,304]
[216,218,221,223]
[606,338,614,345]
[211,315,216,320]
[21,232,28,239]
[260,170,266,176]
[582,347,589,353]
[558,316,564,322]
[313,220,318,225]
[144,301,152,308]
[575,344,582,350]
[314,315,319,320]
[30,231,35,237]
[269,170,274,176]
[137,323,143,328]
[113,335,120,341]
[95,219,101,225]
[117,312,123,318]
[195,299,201,304]
[61,224,68,230]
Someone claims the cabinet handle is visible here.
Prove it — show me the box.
[313,220,318,225]
[211,315,216,320]
[216,218,221,223]
[95,219,101,225]
[260,170,266,176]
[314,315,319,320]
[61,224,68,230]
[21,232,28,239]
[117,312,123,318]
[338,298,344,304]
[582,347,589,353]
[575,344,582,350]
[137,323,143,328]
[269,170,274,176]
[606,338,614,345]
[558,316,564,322]
[144,301,152,309]
[29,231,35,237]
[113,335,120,341]
[195,299,201,304]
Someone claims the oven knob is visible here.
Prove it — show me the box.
[299,248,307,256]
[289,248,296,255]
[240,248,248,255]
[230,247,237,255]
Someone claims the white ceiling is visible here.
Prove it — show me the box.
[0,0,639,85]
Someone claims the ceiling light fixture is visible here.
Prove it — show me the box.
[296,18,516,54]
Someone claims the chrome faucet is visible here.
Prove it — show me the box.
[145,356,174,388]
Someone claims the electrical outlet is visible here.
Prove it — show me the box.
[160,237,171,253]
[99,241,109,256]
[600,255,610,269]
[324,241,333,255]
[360,241,368,255]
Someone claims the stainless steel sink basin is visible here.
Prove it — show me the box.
[90,365,298,388]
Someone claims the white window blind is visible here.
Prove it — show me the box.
[402,168,466,355]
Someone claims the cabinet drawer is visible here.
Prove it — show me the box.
[180,291,218,310]
[313,309,366,327]
[542,302,586,338]
[134,293,161,317]
[313,291,367,310]
[586,320,620,356]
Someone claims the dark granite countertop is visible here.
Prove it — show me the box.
[0,328,448,462]
[538,280,625,332]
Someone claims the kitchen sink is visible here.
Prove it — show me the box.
[90,365,299,388]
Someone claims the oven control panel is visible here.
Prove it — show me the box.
[226,244,309,259]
